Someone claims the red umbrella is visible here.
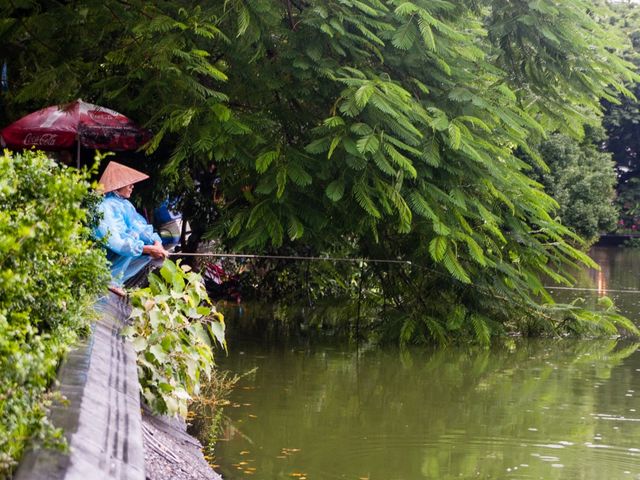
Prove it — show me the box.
[0,99,151,152]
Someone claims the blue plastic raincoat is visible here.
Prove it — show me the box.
[94,192,162,286]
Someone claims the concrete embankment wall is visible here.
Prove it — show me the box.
[15,293,223,480]
[15,295,146,480]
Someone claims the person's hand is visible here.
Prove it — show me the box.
[153,241,170,259]
[143,243,169,259]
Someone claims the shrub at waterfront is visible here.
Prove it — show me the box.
[532,130,619,245]
[123,260,226,418]
[604,3,640,232]
[0,150,109,477]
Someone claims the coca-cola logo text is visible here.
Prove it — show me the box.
[88,109,125,123]
[24,133,59,146]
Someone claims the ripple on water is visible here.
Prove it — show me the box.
[214,325,640,480]
[293,433,630,479]
[341,433,640,478]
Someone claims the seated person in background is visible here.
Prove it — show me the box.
[153,198,184,249]
[50,149,75,167]
[94,161,169,296]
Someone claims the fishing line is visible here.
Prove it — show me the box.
[543,286,640,295]
[170,252,640,295]
[169,251,412,265]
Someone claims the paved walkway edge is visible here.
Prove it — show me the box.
[15,294,145,480]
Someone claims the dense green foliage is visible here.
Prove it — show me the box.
[617,176,640,232]
[1,1,638,344]
[123,260,226,418]
[603,2,640,231]
[532,130,618,244]
[0,150,109,477]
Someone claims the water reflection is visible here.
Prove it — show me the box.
[589,247,640,294]
[209,339,640,480]
[203,247,640,479]
[597,268,608,296]
[550,247,640,321]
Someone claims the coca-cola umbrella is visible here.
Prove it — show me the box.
[0,99,151,166]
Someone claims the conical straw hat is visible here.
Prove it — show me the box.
[98,161,149,193]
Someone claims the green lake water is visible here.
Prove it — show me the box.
[208,247,640,479]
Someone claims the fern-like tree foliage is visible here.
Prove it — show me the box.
[1,0,638,344]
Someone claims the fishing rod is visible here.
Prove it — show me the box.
[169,251,412,265]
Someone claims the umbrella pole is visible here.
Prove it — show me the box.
[76,133,81,168]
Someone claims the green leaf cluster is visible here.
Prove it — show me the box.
[123,260,226,418]
[539,295,640,339]
[529,131,619,245]
[0,150,109,477]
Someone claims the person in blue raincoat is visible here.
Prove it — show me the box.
[94,161,168,296]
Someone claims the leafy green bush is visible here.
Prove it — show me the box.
[0,149,109,477]
[616,177,640,233]
[123,260,226,418]
[532,131,619,244]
